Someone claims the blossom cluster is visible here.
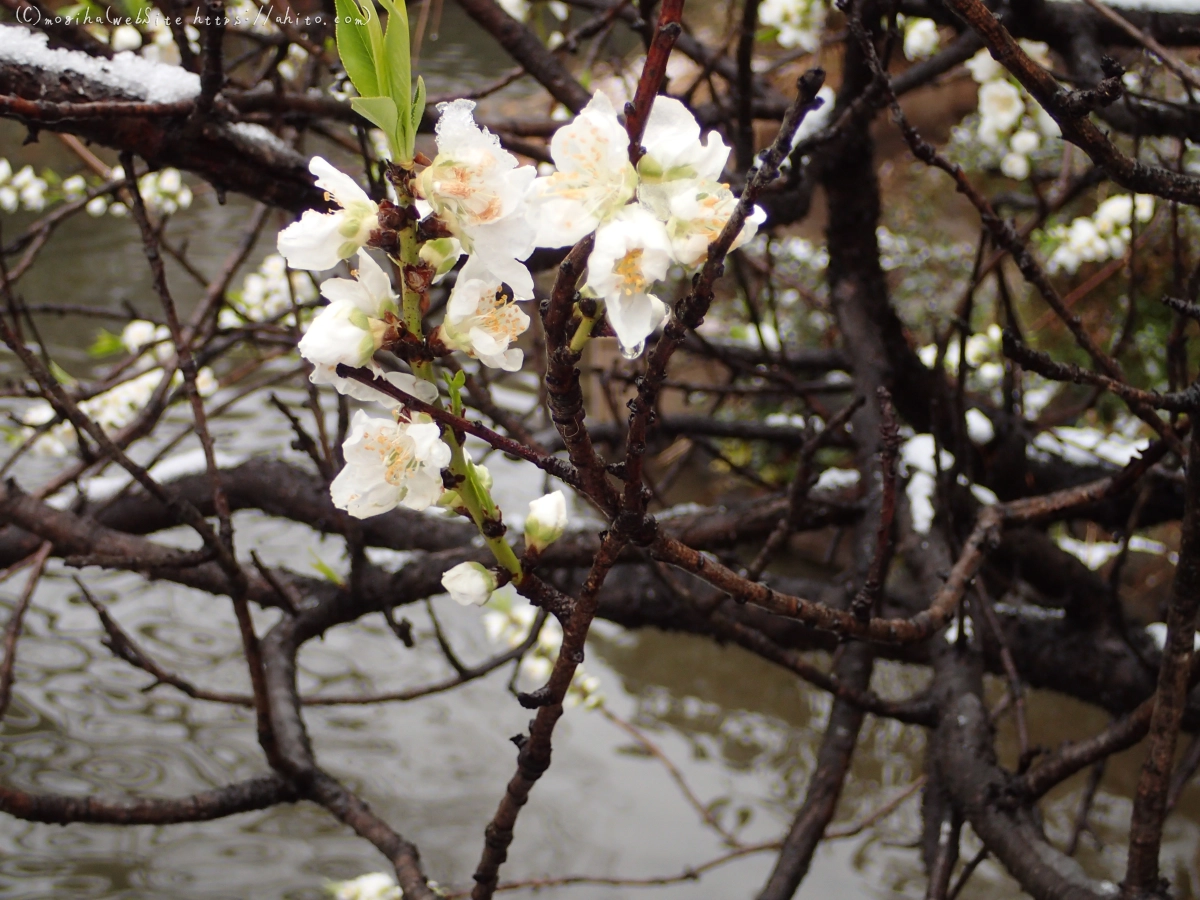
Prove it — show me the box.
[1041,194,1155,275]
[19,318,217,457]
[0,159,47,212]
[218,253,317,328]
[477,587,603,708]
[276,93,762,521]
[758,0,825,52]
[964,43,1060,180]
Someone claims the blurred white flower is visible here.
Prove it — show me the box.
[902,18,939,61]
[497,0,529,19]
[978,81,1024,146]
[328,872,402,900]
[139,168,192,216]
[1000,151,1030,180]
[758,0,825,51]
[111,24,142,50]
[1134,194,1155,223]
[528,91,638,248]
[965,49,1003,84]
[330,411,451,517]
[1010,129,1040,155]
[225,253,318,326]
[121,319,162,356]
[62,174,87,198]
[278,157,380,271]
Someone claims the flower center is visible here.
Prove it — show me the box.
[478,285,525,339]
[613,248,647,296]
[372,431,419,488]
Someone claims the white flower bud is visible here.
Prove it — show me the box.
[524,491,567,552]
[442,561,497,606]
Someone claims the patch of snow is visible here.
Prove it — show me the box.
[227,122,292,154]
[814,467,860,491]
[0,25,199,102]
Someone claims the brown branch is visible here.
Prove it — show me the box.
[1123,427,1200,894]
[624,0,684,161]
[940,0,1200,206]
[0,542,50,719]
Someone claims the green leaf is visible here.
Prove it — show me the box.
[377,0,412,122]
[351,96,399,141]
[410,74,426,143]
[363,0,388,103]
[310,553,346,586]
[334,0,379,97]
[48,360,76,387]
[88,328,124,358]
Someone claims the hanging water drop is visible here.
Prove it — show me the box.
[619,340,644,360]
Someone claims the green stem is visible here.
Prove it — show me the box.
[569,313,597,354]
[389,169,518,581]
[446,431,523,579]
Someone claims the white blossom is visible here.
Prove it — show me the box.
[524,490,567,551]
[1010,129,1040,155]
[528,91,638,248]
[758,0,825,51]
[978,80,1024,146]
[330,410,451,517]
[221,253,317,327]
[111,24,142,50]
[1135,194,1155,223]
[636,95,730,208]
[965,49,1004,84]
[121,319,162,356]
[416,100,537,296]
[902,18,939,61]
[138,167,192,216]
[442,561,498,606]
[660,180,766,269]
[278,157,380,271]
[496,0,529,19]
[440,256,530,371]
[1000,151,1030,180]
[1,164,48,212]
[585,205,672,356]
[299,251,397,384]
[1019,39,1052,69]
[62,174,87,198]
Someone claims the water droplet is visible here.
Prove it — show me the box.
[619,340,644,360]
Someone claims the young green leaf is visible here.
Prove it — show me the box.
[376,0,412,131]
[351,96,400,149]
[87,329,125,359]
[410,74,426,140]
[334,0,378,97]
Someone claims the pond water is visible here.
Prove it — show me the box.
[2,14,1200,900]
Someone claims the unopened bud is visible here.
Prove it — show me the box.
[441,561,497,606]
[524,491,567,552]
